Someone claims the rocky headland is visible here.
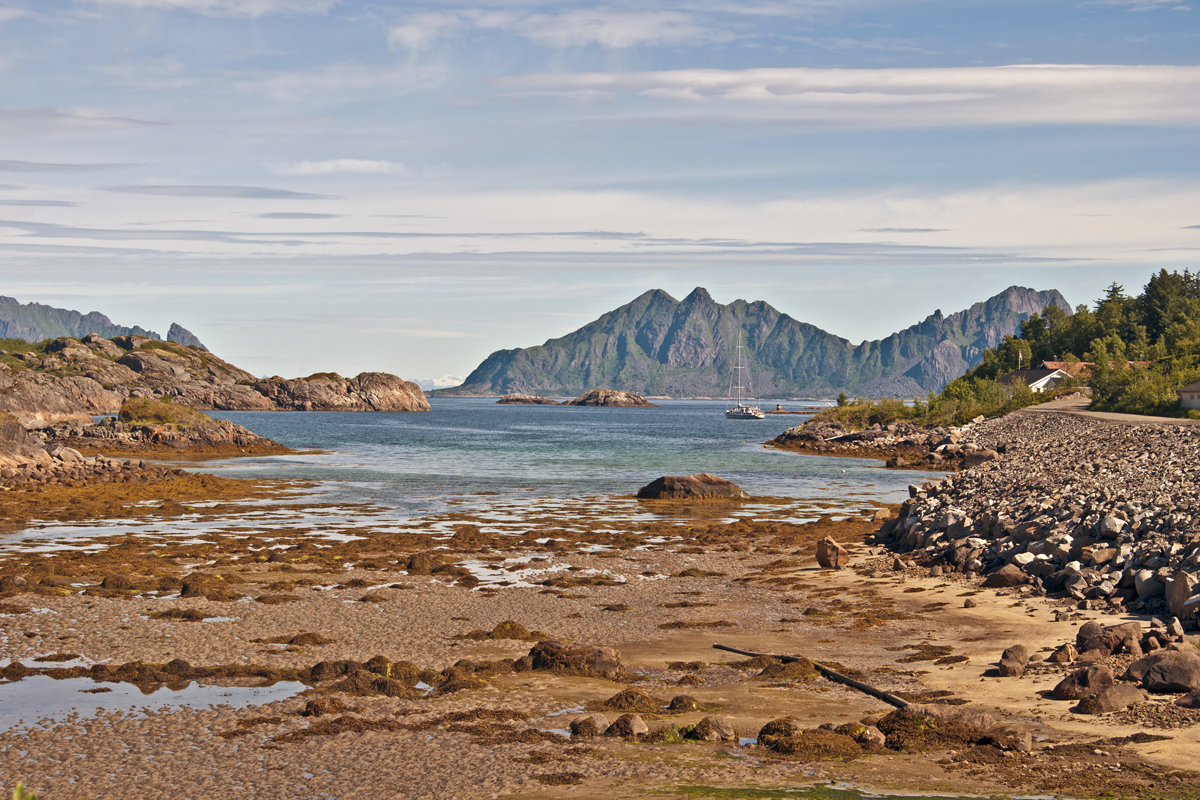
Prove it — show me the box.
[768,414,997,471]
[0,334,429,427]
[874,408,1200,625]
[565,388,656,407]
[38,397,291,459]
[0,409,184,489]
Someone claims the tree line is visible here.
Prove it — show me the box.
[966,269,1200,416]
[822,268,1200,428]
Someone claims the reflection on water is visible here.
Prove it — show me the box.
[0,675,304,731]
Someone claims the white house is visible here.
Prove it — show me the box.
[999,368,1070,393]
[1180,380,1200,410]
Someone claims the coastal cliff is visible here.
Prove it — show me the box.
[0,334,429,426]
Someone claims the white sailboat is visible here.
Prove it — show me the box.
[725,332,765,419]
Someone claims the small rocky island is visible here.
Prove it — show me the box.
[564,388,656,407]
[496,393,559,405]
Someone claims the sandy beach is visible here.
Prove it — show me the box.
[1,462,1197,800]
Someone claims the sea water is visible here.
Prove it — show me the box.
[204,397,925,517]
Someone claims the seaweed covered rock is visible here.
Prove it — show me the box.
[598,688,665,713]
[689,716,738,742]
[524,640,626,680]
[757,718,862,759]
[569,714,610,738]
[604,713,649,739]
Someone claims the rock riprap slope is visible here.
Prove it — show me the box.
[877,410,1200,625]
[0,334,429,426]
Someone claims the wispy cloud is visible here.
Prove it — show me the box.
[258,212,341,219]
[859,227,947,233]
[276,159,406,176]
[498,64,1200,128]
[0,159,133,172]
[1084,0,1190,10]
[0,8,26,23]
[236,62,444,101]
[389,7,724,52]
[0,199,77,207]
[79,0,339,17]
[0,107,158,137]
[103,184,334,199]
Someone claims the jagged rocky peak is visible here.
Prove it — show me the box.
[167,323,207,351]
[449,284,1071,398]
[0,295,160,342]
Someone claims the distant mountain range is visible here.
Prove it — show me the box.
[447,286,1071,398]
[0,296,206,350]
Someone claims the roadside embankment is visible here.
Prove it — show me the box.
[874,408,1200,625]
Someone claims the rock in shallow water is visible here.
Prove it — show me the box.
[636,473,748,500]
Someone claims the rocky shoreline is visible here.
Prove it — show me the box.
[37,410,291,459]
[874,408,1200,625]
[768,415,998,471]
[0,411,183,489]
[0,334,429,427]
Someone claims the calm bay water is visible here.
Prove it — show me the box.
[207,397,925,517]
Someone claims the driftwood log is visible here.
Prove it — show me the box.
[713,643,909,709]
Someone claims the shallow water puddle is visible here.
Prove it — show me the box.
[0,675,305,731]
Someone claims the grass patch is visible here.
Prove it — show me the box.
[118,397,211,426]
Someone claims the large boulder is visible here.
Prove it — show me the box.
[636,473,748,501]
[689,716,738,742]
[1165,572,1198,620]
[815,536,849,569]
[1125,650,1200,693]
[1076,621,1140,658]
[1052,664,1114,700]
[1076,684,1147,714]
[982,563,1028,588]
[604,713,648,739]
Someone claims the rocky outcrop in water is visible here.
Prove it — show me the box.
[874,410,1200,625]
[449,285,1069,398]
[0,335,429,426]
[496,393,558,405]
[768,414,992,470]
[636,473,748,500]
[565,388,656,407]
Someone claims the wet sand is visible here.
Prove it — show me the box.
[1,475,1197,799]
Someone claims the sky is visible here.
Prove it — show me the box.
[1,0,1198,386]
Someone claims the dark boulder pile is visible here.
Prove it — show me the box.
[874,411,1200,625]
